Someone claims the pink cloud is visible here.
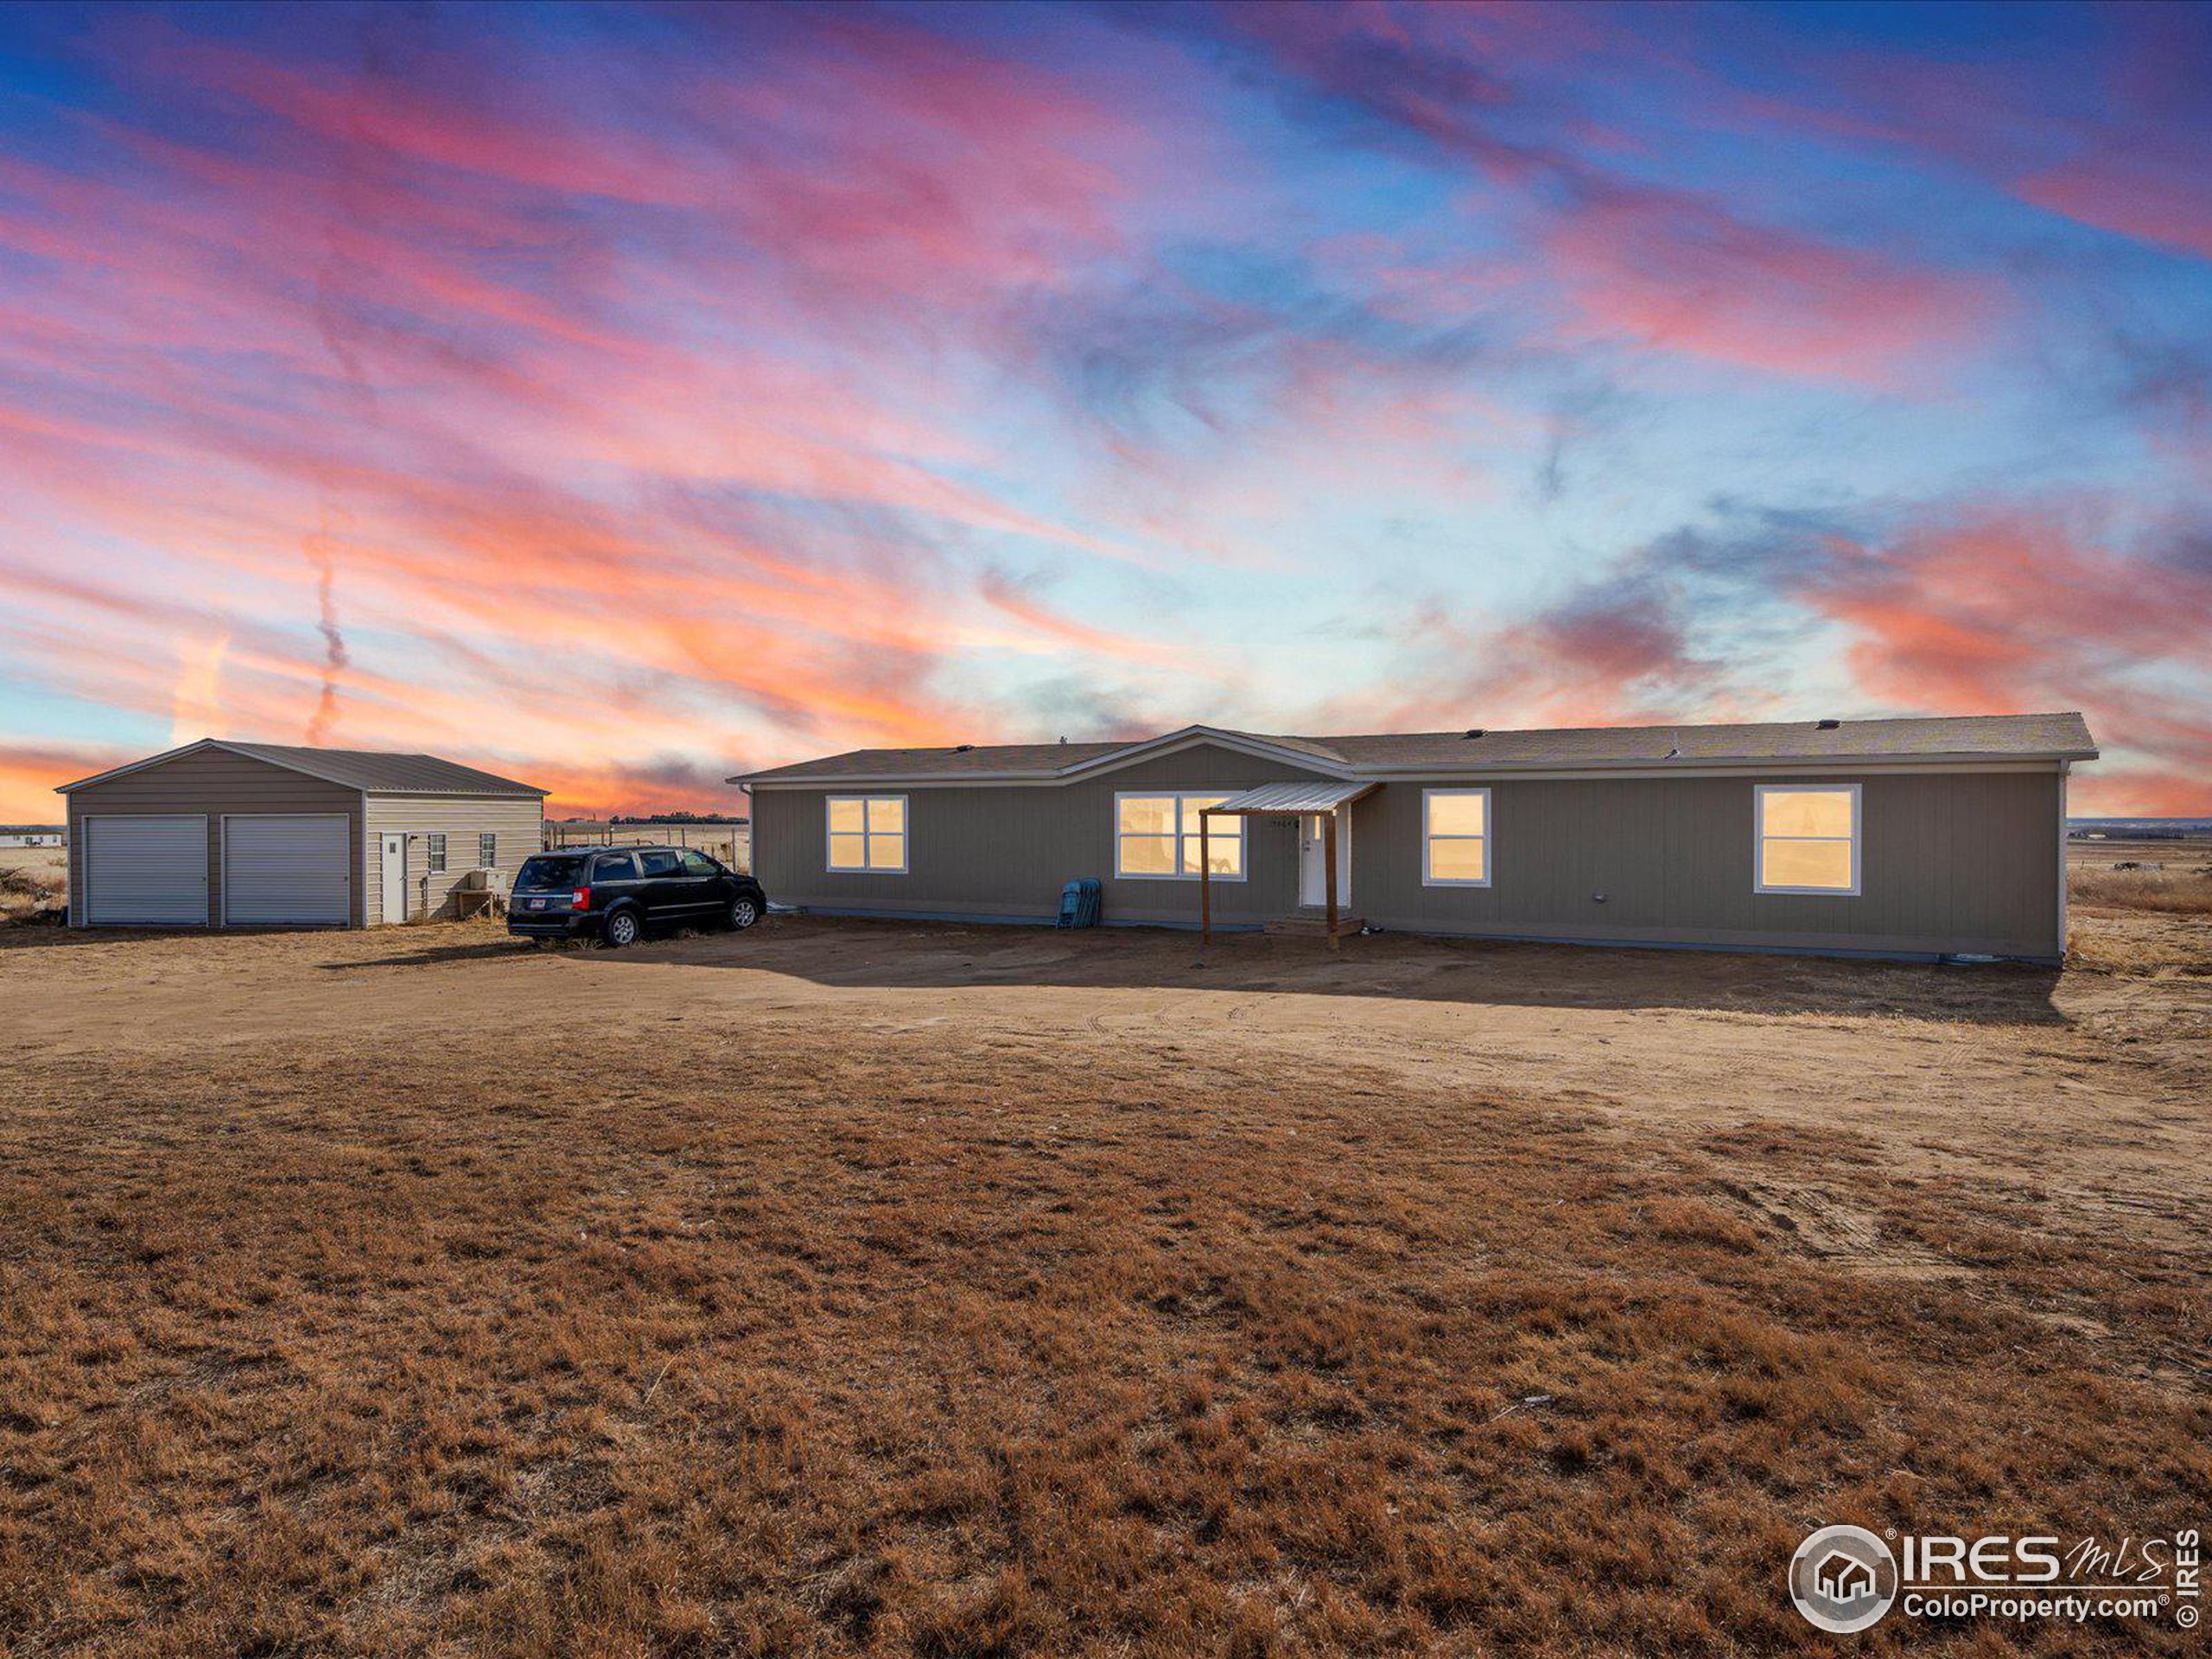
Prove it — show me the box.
[1538,182,1999,389]
[1799,508,2212,814]
[2017,159,2212,264]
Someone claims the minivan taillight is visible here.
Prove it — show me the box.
[571,887,591,908]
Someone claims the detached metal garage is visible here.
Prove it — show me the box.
[58,741,547,929]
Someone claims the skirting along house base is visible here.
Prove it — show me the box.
[58,741,547,928]
[735,714,2095,963]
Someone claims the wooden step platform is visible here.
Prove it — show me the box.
[1265,912,1363,938]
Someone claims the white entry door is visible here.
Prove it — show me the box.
[223,815,350,925]
[1298,814,1350,906]
[380,833,408,924]
[83,815,207,925]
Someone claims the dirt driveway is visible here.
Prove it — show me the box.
[12,908,2208,1262]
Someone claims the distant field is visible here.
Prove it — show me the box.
[2068,837,2212,919]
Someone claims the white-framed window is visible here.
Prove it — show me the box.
[1421,788,1491,887]
[827,795,907,873]
[478,832,497,868]
[1114,792,1244,880]
[426,832,448,874]
[1754,784,1860,895]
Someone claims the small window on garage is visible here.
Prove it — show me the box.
[478,832,497,868]
[426,833,448,874]
[1755,785,1859,894]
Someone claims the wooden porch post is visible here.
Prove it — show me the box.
[1323,809,1339,952]
[1199,810,1212,949]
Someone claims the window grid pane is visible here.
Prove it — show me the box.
[1195,836,1243,876]
[1118,797,1177,836]
[1179,797,1230,835]
[828,798,866,833]
[1119,834,1177,875]
[868,833,906,871]
[1428,836,1486,883]
[1427,793,1487,836]
[1759,789,1853,838]
[829,832,868,869]
[1760,837,1852,890]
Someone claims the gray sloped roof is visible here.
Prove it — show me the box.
[732,712,2096,785]
[218,742,547,795]
[58,739,547,796]
[739,740,1128,782]
[1312,712,2098,768]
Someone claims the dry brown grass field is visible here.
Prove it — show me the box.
[2,851,2207,1655]
[0,846,66,925]
[2065,836,2212,918]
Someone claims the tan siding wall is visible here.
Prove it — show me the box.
[363,795,544,921]
[66,749,364,927]
[760,760,2063,957]
[1348,770,2062,957]
[755,744,1328,925]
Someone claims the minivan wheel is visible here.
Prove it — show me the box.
[601,909,640,949]
[728,895,760,931]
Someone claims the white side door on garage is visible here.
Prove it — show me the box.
[83,815,208,926]
[222,814,351,925]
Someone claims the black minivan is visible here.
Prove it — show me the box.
[508,846,767,947]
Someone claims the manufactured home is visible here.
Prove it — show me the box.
[735,713,2094,963]
[0,825,65,848]
[57,740,546,928]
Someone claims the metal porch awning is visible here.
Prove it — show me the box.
[1198,780,1376,952]
[1200,779,1378,816]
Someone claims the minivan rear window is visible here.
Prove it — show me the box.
[515,855,588,892]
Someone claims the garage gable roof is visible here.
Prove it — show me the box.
[58,739,548,798]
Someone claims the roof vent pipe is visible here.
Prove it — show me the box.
[1463,728,1485,739]
[954,743,975,753]
[1816,719,1840,730]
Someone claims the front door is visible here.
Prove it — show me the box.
[380,834,407,924]
[1298,814,1350,907]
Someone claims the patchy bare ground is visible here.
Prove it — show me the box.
[1,900,2206,1656]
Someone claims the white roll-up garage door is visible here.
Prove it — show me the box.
[222,815,351,925]
[84,815,208,926]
